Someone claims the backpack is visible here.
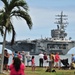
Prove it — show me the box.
[44,55,47,60]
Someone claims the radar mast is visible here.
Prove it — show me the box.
[55,11,68,31]
[51,11,68,39]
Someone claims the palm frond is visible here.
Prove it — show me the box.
[6,21,16,45]
[1,0,8,7]
[11,10,32,29]
[1,0,9,12]
[9,0,28,12]
[0,26,4,36]
[10,23,16,45]
[0,9,4,13]
[0,13,6,28]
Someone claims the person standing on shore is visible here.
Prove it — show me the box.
[21,51,25,64]
[43,52,48,68]
[3,49,10,71]
[31,56,35,71]
[49,52,55,68]
[39,52,44,67]
[18,52,22,61]
[54,52,60,69]
[13,51,18,58]
[70,54,75,69]
[26,52,31,66]
[71,54,75,63]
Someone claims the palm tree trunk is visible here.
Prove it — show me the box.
[0,28,7,73]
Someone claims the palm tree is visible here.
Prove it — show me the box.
[0,0,32,73]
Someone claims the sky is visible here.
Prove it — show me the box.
[0,0,75,53]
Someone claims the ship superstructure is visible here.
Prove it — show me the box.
[52,11,68,40]
[4,12,75,55]
[30,11,75,55]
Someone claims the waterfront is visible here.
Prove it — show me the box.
[8,54,72,66]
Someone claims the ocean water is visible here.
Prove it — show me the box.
[8,54,72,67]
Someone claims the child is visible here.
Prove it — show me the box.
[31,56,35,71]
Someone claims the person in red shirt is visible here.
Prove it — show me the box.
[31,56,35,71]
[9,57,25,75]
[54,52,60,69]
[18,52,22,61]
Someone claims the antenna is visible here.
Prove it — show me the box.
[55,11,68,31]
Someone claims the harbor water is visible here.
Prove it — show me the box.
[8,54,72,66]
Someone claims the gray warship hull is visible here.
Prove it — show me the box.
[4,39,75,55]
[32,39,75,55]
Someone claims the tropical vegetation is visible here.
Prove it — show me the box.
[0,0,32,73]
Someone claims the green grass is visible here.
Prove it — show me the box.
[25,67,75,75]
[0,67,75,75]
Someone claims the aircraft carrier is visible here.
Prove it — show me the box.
[5,12,75,55]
